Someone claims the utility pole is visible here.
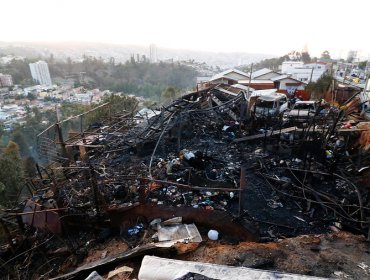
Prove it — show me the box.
[309,67,314,83]
[246,63,253,100]
[342,66,348,84]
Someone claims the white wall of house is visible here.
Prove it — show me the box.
[276,78,305,91]
[281,62,327,82]
[281,61,304,73]
[284,68,326,82]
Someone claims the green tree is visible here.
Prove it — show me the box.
[48,53,55,64]
[244,54,290,72]
[67,57,73,73]
[305,75,334,100]
[27,92,37,100]
[23,156,37,178]
[301,52,311,63]
[0,122,4,139]
[161,87,177,102]
[11,129,30,157]
[86,94,138,125]
[321,50,331,60]
[358,61,368,70]
[0,141,24,207]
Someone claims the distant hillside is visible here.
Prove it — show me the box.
[0,54,199,101]
[0,41,276,69]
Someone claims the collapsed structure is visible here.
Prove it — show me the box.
[0,72,370,279]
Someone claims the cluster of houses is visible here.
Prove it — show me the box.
[0,85,113,129]
[21,85,107,104]
[198,61,331,101]
[0,82,151,130]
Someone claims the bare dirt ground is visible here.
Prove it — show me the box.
[178,231,370,279]
[83,238,129,265]
[80,231,370,279]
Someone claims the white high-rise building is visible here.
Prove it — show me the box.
[149,44,158,63]
[29,61,52,86]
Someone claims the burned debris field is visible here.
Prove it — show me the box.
[1,85,370,279]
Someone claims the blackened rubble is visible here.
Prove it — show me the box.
[0,84,369,279]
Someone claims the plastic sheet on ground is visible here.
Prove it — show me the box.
[158,223,202,243]
[85,271,103,280]
[138,256,330,280]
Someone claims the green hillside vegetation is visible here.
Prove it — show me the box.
[243,51,313,72]
[0,141,24,208]
[0,58,34,86]
[1,56,199,100]
[2,94,138,159]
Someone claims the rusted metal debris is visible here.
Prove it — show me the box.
[0,86,369,279]
[21,200,62,234]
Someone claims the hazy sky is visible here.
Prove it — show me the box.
[1,0,369,58]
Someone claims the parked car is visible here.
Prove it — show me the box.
[286,101,318,122]
[254,93,289,118]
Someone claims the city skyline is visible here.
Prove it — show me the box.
[1,0,369,59]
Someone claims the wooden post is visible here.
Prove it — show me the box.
[25,182,34,196]
[108,102,112,121]
[239,167,246,217]
[50,169,58,194]
[79,114,88,161]
[177,113,182,151]
[160,107,165,153]
[80,115,85,139]
[55,106,68,159]
[89,165,100,216]
[35,163,43,180]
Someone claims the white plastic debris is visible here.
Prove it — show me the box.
[138,256,330,280]
[149,218,162,229]
[184,151,195,160]
[208,229,219,240]
[333,271,351,278]
[85,271,103,280]
[357,262,369,272]
[158,223,202,243]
